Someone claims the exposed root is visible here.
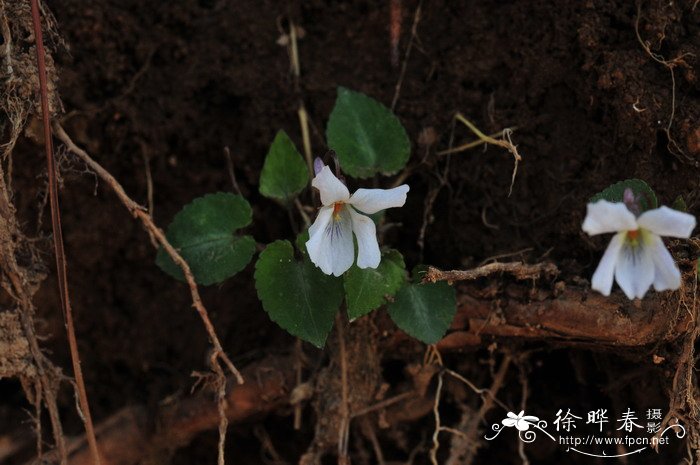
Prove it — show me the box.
[21,270,699,464]
[634,0,694,162]
[430,349,512,465]
[652,258,699,454]
[0,156,67,463]
[29,356,294,465]
[0,3,67,457]
[438,280,694,350]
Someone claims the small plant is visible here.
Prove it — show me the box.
[155,89,695,349]
[583,179,696,299]
[156,87,456,347]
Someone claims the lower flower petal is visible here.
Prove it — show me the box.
[306,208,355,276]
[647,235,681,291]
[591,232,625,296]
[349,208,381,269]
[308,206,333,238]
[614,240,655,299]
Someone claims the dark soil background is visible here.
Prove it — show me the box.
[2,0,700,464]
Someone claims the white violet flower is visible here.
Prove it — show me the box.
[582,192,695,300]
[306,165,409,276]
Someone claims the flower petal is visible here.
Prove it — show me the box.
[308,206,333,238]
[502,419,517,427]
[312,165,350,206]
[647,235,681,292]
[614,240,655,299]
[349,208,380,269]
[306,208,354,276]
[582,200,637,236]
[637,206,696,238]
[591,232,625,296]
[348,184,410,214]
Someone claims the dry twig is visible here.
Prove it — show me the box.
[52,122,243,465]
[423,261,558,284]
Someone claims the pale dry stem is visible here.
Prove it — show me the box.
[29,1,100,462]
[223,146,242,196]
[438,113,521,196]
[390,0,422,111]
[336,313,351,464]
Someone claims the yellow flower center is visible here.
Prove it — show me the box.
[332,202,345,220]
[625,228,648,248]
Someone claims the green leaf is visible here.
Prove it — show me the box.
[156,193,255,285]
[672,195,687,212]
[367,211,384,226]
[388,281,457,344]
[590,179,657,212]
[326,87,411,178]
[344,250,406,321]
[255,240,344,348]
[259,130,309,201]
[296,229,310,256]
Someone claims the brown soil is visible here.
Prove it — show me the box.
[1,0,699,464]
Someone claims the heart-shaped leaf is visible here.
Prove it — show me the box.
[156,193,255,285]
[326,87,411,179]
[344,250,406,321]
[255,240,344,348]
[259,130,309,201]
[671,195,687,212]
[590,179,657,212]
[388,281,457,344]
[296,229,310,257]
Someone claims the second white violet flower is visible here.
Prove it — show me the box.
[582,190,695,300]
